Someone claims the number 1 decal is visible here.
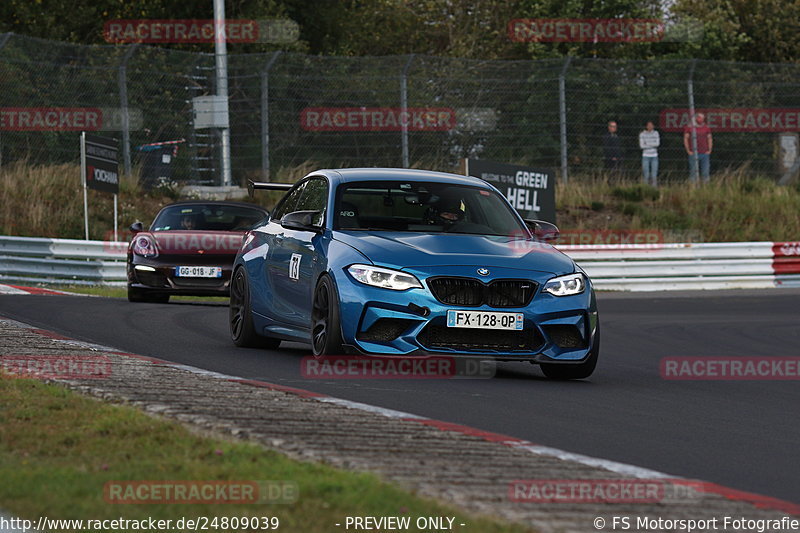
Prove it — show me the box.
[289,253,301,281]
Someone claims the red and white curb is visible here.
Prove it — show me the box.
[1,315,798,516]
[0,284,81,296]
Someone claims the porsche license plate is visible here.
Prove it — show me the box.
[174,266,222,278]
[446,310,524,330]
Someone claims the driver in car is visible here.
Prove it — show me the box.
[180,214,198,230]
[432,197,466,229]
[427,194,493,234]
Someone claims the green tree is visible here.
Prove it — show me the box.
[281,0,526,58]
[513,0,668,59]
[672,0,800,62]
[0,0,304,53]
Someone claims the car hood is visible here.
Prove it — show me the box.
[333,231,575,275]
[141,231,244,255]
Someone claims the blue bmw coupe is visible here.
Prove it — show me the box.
[230,168,599,379]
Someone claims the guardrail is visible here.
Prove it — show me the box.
[0,236,127,286]
[1,235,799,291]
[560,241,800,290]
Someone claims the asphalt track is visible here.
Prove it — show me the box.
[1,289,799,503]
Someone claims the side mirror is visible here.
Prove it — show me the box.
[524,219,559,241]
[280,210,323,233]
[129,221,144,234]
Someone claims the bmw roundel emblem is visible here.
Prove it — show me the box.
[477,268,490,276]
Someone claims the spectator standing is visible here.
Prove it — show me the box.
[602,121,624,173]
[683,112,713,182]
[639,121,660,186]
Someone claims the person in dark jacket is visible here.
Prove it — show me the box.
[602,120,624,172]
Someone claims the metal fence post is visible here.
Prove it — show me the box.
[401,54,415,168]
[687,59,699,184]
[214,0,232,186]
[0,33,12,172]
[261,51,282,181]
[559,56,572,184]
[118,44,138,176]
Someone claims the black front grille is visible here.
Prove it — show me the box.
[357,318,415,342]
[427,278,483,306]
[486,279,537,307]
[418,324,543,353]
[170,277,227,288]
[428,277,537,308]
[134,270,168,288]
[542,324,587,349]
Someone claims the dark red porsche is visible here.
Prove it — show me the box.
[127,201,269,302]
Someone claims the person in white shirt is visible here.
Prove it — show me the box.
[639,121,660,186]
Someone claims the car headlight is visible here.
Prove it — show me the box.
[347,264,422,291]
[543,273,585,296]
[132,235,158,258]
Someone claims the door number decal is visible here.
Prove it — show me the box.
[289,253,301,281]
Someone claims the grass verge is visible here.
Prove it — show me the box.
[0,374,532,533]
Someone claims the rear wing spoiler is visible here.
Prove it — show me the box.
[247,180,294,198]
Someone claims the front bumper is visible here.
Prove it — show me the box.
[333,265,598,362]
[128,256,233,296]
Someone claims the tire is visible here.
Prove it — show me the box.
[311,274,344,356]
[540,324,600,380]
[127,285,169,303]
[229,267,280,349]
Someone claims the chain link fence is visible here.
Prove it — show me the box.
[2,33,800,185]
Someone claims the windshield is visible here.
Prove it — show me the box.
[151,204,267,232]
[334,181,526,236]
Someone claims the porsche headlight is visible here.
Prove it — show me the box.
[543,273,585,296]
[347,264,422,291]
[132,235,158,258]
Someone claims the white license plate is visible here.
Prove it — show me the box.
[174,266,222,278]
[446,310,524,330]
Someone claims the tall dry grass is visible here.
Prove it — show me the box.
[557,170,800,242]
[0,160,310,240]
[1,162,185,240]
[1,162,85,238]
[2,161,799,242]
